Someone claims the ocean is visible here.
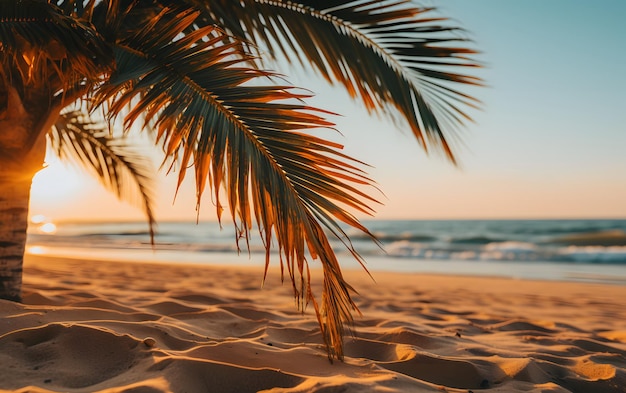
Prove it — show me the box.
[26,219,626,285]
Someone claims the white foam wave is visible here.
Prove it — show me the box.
[560,246,626,263]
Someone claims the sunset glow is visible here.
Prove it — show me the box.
[31,158,85,208]
[26,1,626,223]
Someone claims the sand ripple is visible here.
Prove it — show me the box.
[0,255,624,392]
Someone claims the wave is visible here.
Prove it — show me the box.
[506,222,624,235]
[26,219,626,266]
[547,230,626,247]
[450,236,503,244]
[345,232,437,243]
[560,245,626,263]
[379,239,626,264]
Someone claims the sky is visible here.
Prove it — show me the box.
[29,0,626,223]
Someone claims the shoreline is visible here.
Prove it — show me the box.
[26,244,626,286]
[1,255,624,392]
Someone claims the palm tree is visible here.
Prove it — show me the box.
[0,0,481,360]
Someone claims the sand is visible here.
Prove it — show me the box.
[1,255,625,393]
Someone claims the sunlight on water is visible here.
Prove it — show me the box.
[29,215,58,234]
[39,223,57,234]
[26,246,46,255]
[30,214,47,224]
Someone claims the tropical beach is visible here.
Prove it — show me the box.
[2,0,626,392]
[1,253,624,392]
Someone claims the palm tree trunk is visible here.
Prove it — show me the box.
[0,85,48,302]
[0,175,34,301]
[0,136,45,302]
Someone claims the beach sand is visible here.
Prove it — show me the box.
[1,255,625,392]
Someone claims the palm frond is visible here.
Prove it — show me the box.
[0,0,111,88]
[192,0,483,162]
[49,110,156,242]
[94,7,379,359]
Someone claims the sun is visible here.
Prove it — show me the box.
[30,156,87,210]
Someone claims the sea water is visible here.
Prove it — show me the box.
[26,219,626,285]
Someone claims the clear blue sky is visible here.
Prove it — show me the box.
[30,1,626,221]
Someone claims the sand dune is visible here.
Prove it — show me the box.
[0,255,625,392]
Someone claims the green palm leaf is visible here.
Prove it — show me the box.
[189,0,482,162]
[93,7,379,359]
[49,110,156,242]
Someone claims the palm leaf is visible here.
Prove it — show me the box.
[93,7,379,359]
[189,0,482,162]
[49,110,156,242]
[0,0,111,89]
